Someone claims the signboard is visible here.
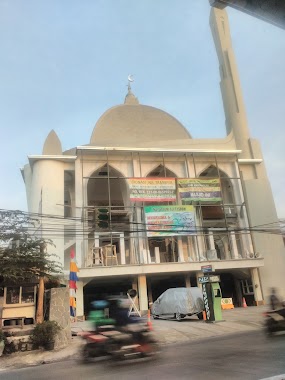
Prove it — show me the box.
[128,178,176,202]
[177,178,222,202]
[198,275,220,284]
[221,298,234,310]
[202,283,212,321]
[201,265,213,273]
[144,205,195,237]
[208,275,220,283]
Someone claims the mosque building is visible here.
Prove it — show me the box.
[21,8,285,317]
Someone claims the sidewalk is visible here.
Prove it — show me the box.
[0,306,267,371]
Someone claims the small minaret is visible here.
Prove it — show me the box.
[210,7,251,158]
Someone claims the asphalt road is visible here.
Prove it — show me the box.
[1,330,285,380]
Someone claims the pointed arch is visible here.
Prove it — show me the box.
[145,164,177,178]
[198,165,235,204]
[87,163,128,207]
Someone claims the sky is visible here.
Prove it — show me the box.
[0,0,284,218]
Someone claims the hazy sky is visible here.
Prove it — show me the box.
[0,0,284,218]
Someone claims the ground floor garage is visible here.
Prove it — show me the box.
[79,267,263,317]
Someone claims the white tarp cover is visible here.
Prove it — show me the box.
[151,287,204,315]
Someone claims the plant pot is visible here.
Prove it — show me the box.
[0,340,5,357]
[43,341,55,351]
[32,343,40,350]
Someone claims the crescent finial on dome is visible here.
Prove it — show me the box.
[124,75,139,105]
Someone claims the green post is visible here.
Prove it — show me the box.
[211,282,223,321]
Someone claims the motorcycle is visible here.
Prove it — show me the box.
[79,321,159,362]
[264,307,285,336]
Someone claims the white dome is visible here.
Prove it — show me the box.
[90,92,191,147]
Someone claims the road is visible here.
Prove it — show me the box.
[1,330,284,380]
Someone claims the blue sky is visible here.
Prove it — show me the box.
[0,0,284,218]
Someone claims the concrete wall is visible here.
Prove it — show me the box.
[48,287,71,349]
[244,178,285,300]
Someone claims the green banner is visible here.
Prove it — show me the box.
[178,178,222,202]
[144,205,195,237]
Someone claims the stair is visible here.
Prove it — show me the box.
[3,326,35,353]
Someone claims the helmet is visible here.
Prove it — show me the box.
[117,297,130,309]
[91,300,109,310]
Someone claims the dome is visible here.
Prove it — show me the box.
[42,130,62,155]
[90,91,192,146]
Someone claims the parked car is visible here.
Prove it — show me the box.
[151,287,204,321]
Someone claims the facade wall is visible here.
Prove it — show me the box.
[27,160,66,266]
[244,178,285,300]
[71,150,258,276]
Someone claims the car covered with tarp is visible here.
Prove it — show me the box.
[151,287,204,321]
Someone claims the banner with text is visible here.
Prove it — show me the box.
[128,178,176,202]
[144,205,195,237]
[177,178,222,202]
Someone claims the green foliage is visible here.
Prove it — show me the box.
[95,208,110,229]
[0,210,62,285]
[0,331,15,355]
[30,320,61,346]
[0,330,5,342]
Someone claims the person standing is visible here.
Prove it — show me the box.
[269,288,282,310]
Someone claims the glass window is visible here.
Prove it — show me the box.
[241,280,254,295]
[21,286,35,303]
[6,287,20,304]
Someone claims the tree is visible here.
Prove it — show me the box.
[0,209,63,322]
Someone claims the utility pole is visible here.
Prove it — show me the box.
[36,244,45,323]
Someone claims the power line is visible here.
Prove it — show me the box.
[1,208,284,240]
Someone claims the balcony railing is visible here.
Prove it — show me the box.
[83,231,259,268]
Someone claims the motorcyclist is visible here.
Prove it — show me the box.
[87,297,157,358]
[107,296,149,343]
[269,288,283,311]
[88,300,116,332]
[108,297,140,327]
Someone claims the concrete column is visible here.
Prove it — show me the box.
[138,275,148,314]
[189,236,197,262]
[196,272,204,289]
[147,279,153,304]
[119,233,126,265]
[197,235,206,261]
[230,232,239,259]
[136,208,144,264]
[208,231,215,250]
[76,281,84,318]
[132,278,138,293]
[154,247,160,263]
[194,235,201,261]
[75,159,84,268]
[251,268,264,305]
[177,237,185,262]
[243,232,254,258]
[185,274,191,288]
[94,233,100,247]
[142,249,148,264]
[129,213,136,264]
[224,238,232,260]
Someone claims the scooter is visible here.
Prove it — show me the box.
[264,307,285,336]
[79,322,159,362]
